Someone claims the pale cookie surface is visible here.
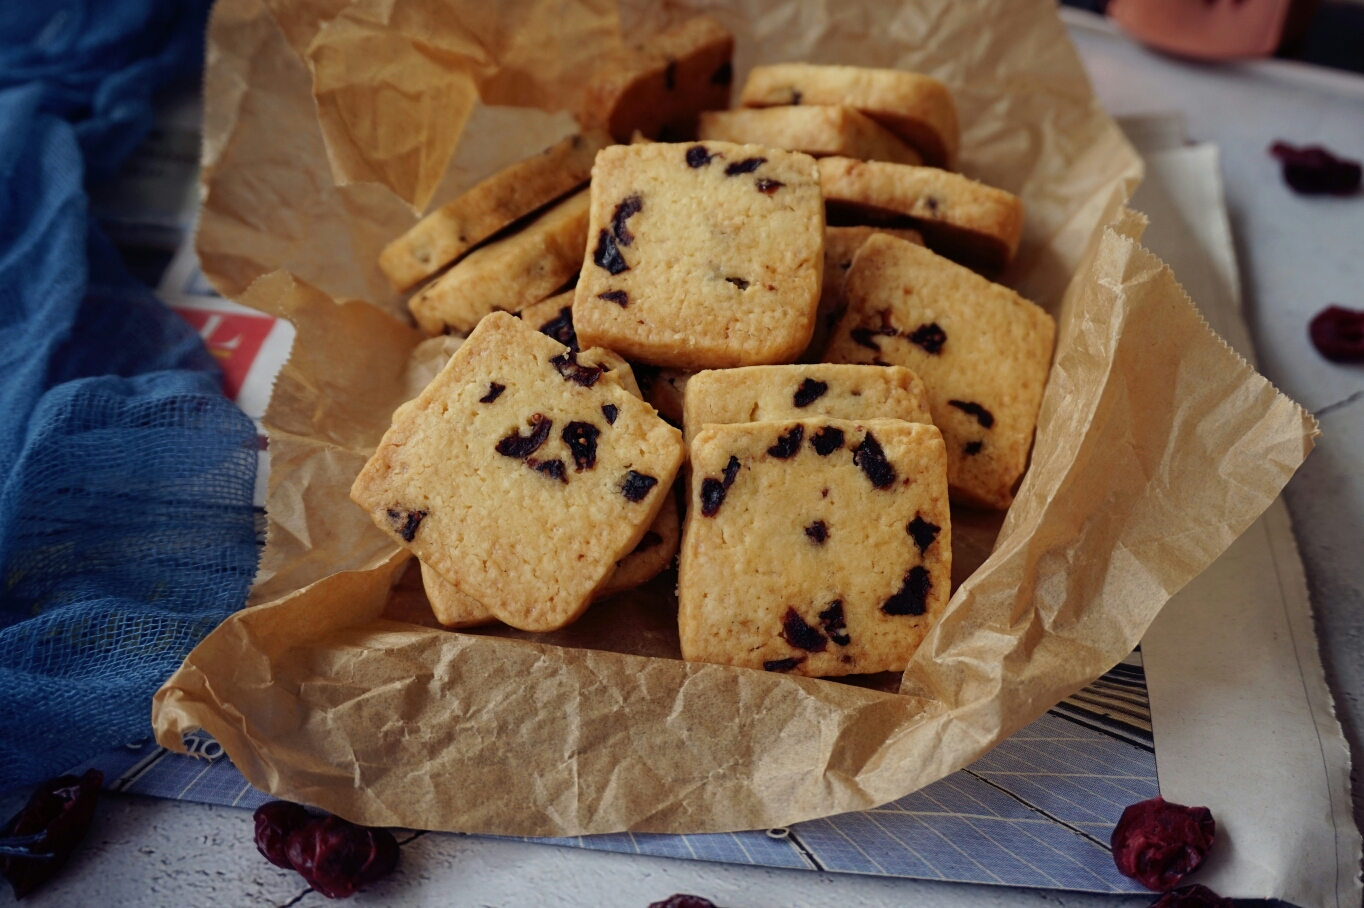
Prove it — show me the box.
[698,106,921,166]
[818,157,1024,275]
[379,131,609,292]
[574,141,824,369]
[421,486,678,626]
[579,16,733,143]
[351,312,684,632]
[678,418,951,677]
[825,235,1055,510]
[409,190,590,336]
[804,225,923,361]
[683,363,932,446]
[739,64,959,168]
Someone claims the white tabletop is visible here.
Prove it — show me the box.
[5,12,1363,908]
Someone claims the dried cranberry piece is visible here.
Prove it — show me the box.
[1111,796,1216,891]
[908,322,946,354]
[563,421,601,471]
[593,229,629,275]
[598,290,629,307]
[1309,305,1364,362]
[550,351,604,387]
[810,426,844,455]
[621,470,658,502]
[767,425,803,458]
[650,895,717,908]
[789,89,803,105]
[529,457,568,482]
[685,145,717,168]
[793,378,828,407]
[1150,884,1234,908]
[948,399,994,428]
[479,382,506,403]
[725,157,766,175]
[804,520,828,544]
[386,508,427,543]
[285,815,399,899]
[699,455,740,516]
[755,178,784,195]
[763,656,804,673]
[883,566,931,616]
[853,431,896,488]
[725,276,749,290]
[850,328,882,351]
[964,440,983,456]
[601,404,619,424]
[496,414,552,458]
[254,801,313,869]
[781,607,827,652]
[907,515,940,554]
[0,769,103,900]
[611,195,643,246]
[537,308,578,350]
[819,600,849,645]
[1269,142,1361,196]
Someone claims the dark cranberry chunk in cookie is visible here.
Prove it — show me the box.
[755,178,784,195]
[536,309,578,350]
[853,431,897,489]
[804,520,828,544]
[597,290,629,307]
[781,607,828,652]
[767,425,803,459]
[699,454,741,517]
[763,656,805,673]
[611,195,643,245]
[386,508,428,543]
[593,229,629,275]
[725,157,766,175]
[529,457,568,483]
[883,566,931,616]
[495,413,552,458]
[948,400,994,428]
[908,322,946,354]
[479,382,505,403]
[964,440,983,456]
[792,378,828,407]
[562,421,601,471]
[810,426,845,456]
[601,403,619,424]
[725,276,749,290]
[686,145,717,168]
[818,600,850,646]
[907,515,940,554]
[620,470,659,502]
[550,350,604,387]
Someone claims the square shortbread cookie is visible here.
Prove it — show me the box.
[409,190,590,336]
[678,417,952,677]
[804,224,923,361]
[697,106,922,166]
[825,234,1055,510]
[379,130,609,292]
[351,312,684,631]
[739,64,959,168]
[574,141,824,369]
[578,16,734,143]
[683,363,932,446]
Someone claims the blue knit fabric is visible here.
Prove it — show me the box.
[0,1,258,790]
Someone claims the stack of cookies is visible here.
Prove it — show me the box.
[353,17,1056,678]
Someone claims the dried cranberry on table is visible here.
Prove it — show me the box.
[1269,142,1361,196]
[648,895,718,908]
[1148,883,1235,908]
[0,769,104,899]
[1111,796,1216,891]
[285,815,399,899]
[253,800,314,868]
[1309,306,1364,363]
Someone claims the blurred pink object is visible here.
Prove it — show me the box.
[1108,0,1310,59]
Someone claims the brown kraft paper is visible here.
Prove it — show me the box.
[153,0,1317,835]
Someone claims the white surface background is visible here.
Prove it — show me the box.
[4,11,1364,908]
